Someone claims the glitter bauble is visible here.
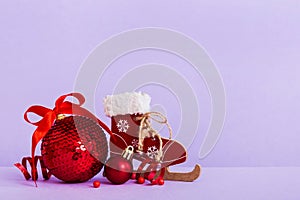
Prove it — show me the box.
[41,115,108,182]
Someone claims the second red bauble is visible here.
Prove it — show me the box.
[104,156,133,184]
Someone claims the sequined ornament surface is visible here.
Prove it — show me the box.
[41,115,108,182]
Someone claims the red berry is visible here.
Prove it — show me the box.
[93,180,101,188]
[151,179,157,185]
[158,178,164,185]
[131,173,136,180]
[137,177,145,184]
[147,172,155,181]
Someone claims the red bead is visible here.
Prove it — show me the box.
[151,179,157,185]
[93,180,101,188]
[147,172,155,181]
[131,173,136,180]
[158,178,164,185]
[137,177,145,184]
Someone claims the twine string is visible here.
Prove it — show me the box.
[137,112,172,161]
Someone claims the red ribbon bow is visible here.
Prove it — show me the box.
[15,93,113,186]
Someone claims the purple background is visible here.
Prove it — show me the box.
[1,0,300,167]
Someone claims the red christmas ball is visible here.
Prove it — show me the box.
[104,156,133,184]
[41,116,108,183]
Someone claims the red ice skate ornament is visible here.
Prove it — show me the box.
[14,93,113,185]
[104,92,201,184]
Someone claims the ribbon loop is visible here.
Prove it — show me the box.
[55,93,85,109]
[24,106,52,126]
[146,112,168,124]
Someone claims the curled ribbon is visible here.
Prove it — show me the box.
[14,93,114,186]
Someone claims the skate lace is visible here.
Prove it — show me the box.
[136,112,172,162]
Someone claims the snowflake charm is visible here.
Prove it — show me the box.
[117,119,130,133]
[147,146,159,160]
[131,139,139,148]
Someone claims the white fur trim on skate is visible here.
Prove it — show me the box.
[104,92,151,116]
